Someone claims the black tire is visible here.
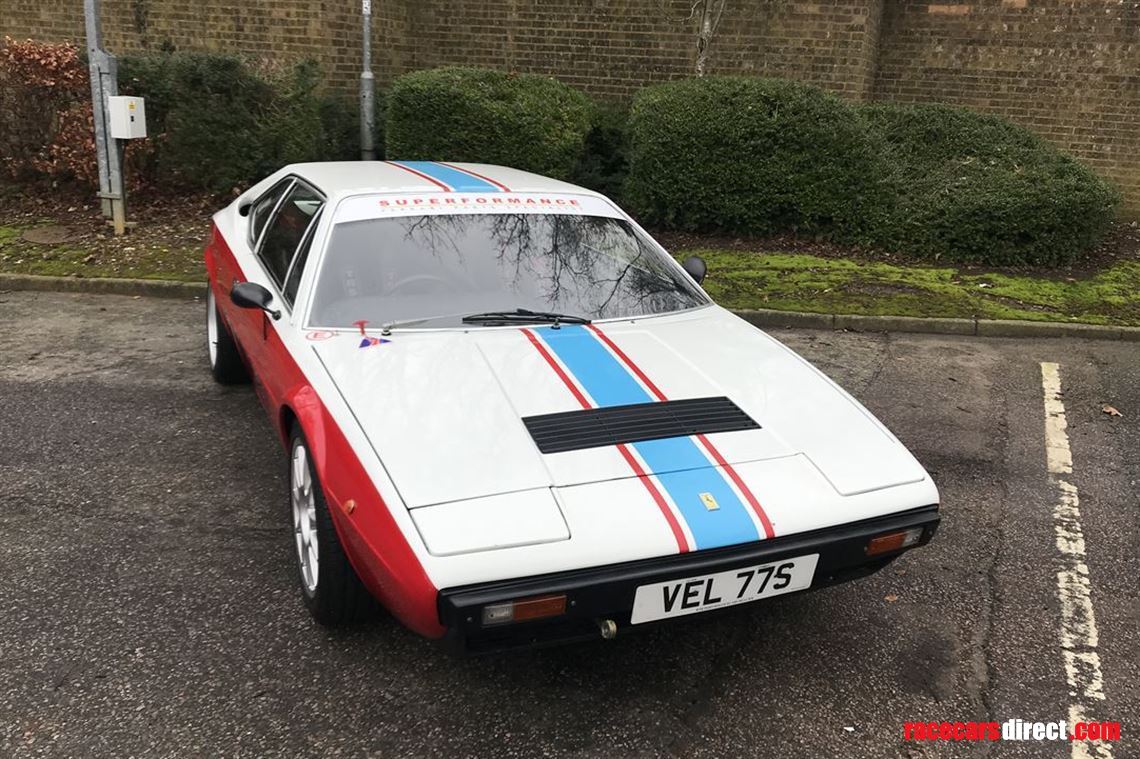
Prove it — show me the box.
[288,426,375,626]
[206,285,249,385]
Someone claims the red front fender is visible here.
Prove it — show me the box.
[209,223,443,639]
[282,385,443,638]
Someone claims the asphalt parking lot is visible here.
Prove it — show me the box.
[1,290,1136,758]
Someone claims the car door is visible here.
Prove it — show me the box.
[219,177,294,364]
[244,179,325,405]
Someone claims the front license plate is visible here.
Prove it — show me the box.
[630,553,819,624]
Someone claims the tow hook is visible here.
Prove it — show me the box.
[597,618,618,640]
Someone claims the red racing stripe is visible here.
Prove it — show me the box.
[521,328,591,409]
[614,443,689,552]
[585,323,667,400]
[435,161,511,192]
[588,323,776,540]
[695,433,776,539]
[386,161,452,191]
[520,327,690,553]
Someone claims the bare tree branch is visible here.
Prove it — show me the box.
[692,0,728,77]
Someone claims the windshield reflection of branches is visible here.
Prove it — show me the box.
[623,266,683,312]
[544,216,593,305]
[485,214,586,304]
[398,214,464,263]
[312,211,706,328]
[569,219,682,317]
[596,246,643,315]
[485,214,683,315]
[488,214,536,291]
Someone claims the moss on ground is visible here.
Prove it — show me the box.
[2,221,1137,327]
[0,223,203,281]
[683,250,1140,327]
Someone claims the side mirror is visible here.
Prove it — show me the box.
[231,281,280,320]
[682,255,707,284]
[238,200,252,217]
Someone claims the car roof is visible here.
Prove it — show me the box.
[282,161,599,199]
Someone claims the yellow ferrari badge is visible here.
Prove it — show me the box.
[700,492,719,511]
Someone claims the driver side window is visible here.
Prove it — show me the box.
[257,181,324,305]
[283,210,321,305]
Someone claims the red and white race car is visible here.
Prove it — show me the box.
[205,161,939,653]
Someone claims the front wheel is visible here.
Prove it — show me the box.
[289,428,375,626]
[206,285,249,384]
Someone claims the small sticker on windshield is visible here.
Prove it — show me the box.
[359,337,392,348]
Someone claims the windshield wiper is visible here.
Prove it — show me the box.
[460,308,592,326]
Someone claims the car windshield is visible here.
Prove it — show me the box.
[308,212,708,328]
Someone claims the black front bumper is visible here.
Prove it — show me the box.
[438,505,939,654]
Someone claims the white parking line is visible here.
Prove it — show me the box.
[1040,362,1113,759]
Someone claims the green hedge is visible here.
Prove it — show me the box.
[625,76,890,239]
[119,53,366,193]
[571,102,630,201]
[385,67,594,180]
[625,77,1119,266]
[862,103,1120,266]
[8,45,1119,266]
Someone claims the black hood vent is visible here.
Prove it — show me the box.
[523,396,760,454]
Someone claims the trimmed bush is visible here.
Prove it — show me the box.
[571,102,630,201]
[862,103,1120,266]
[625,76,890,238]
[119,53,362,193]
[386,67,594,179]
[256,60,377,167]
[626,77,1118,265]
[119,53,274,192]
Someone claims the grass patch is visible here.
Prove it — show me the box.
[685,250,1140,327]
[3,218,1137,328]
[0,223,204,281]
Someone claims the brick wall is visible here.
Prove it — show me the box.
[0,0,418,89]
[874,1,1140,215]
[409,1,694,99]
[405,1,883,100]
[1,0,1137,213]
[708,1,885,98]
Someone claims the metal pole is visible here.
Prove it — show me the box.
[360,0,376,161]
[83,0,126,232]
[83,0,110,217]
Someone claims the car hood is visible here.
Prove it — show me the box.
[312,306,930,510]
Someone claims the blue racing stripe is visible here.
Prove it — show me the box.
[535,325,760,550]
[389,161,501,192]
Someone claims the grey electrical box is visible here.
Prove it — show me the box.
[108,96,147,139]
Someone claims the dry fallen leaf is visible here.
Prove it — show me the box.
[885,594,899,603]
[1102,405,1123,417]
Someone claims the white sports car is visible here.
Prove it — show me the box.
[204,161,939,653]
